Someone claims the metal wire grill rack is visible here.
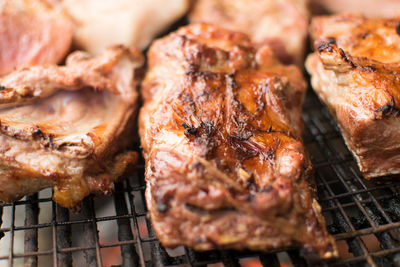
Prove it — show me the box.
[1,90,400,267]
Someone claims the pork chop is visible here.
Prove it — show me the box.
[0,45,143,208]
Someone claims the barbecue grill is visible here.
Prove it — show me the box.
[1,89,400,267]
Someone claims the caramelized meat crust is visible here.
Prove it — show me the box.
[306,14,400,178]
[0,45,143,208]
[139,24,337,258]
[189,0,309,66]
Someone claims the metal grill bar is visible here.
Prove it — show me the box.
[259,253,280,267]
[24,194,38,267]
[82,198,102,267]
[151,239,169,267]
[287,250,307,267]
[220,250,240,267]
[113,182,139,267]
[0,198,53,207]
[319,184,396,201]
[124,178,147,267]
[52,199,58,266]
[56,204,72,267]
[8,203,15,267]
[334,221,400,239]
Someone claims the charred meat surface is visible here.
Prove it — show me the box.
[306,14,400,179]
[0,45,143,208]
[0,0,73,75]
[139,23,337,258]
[189,0,309,66]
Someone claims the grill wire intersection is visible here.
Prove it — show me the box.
[1,91,400,267]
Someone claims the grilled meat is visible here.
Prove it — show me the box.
[189,0,309,66]
[0,45,143,208]
[62,0,189,54]
[306,14,400,179]
[0,0,73,75]
[139,24,337,258]
[310,0,400,18]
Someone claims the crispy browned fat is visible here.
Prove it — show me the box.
[0,45,143,208]
[306,14,400,179]
[139,23,337,258]
[189,0,309,66]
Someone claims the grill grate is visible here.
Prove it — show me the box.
[1,90,400,267]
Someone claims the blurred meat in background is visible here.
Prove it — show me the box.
[189,0,309,66]
[0,0,73,75]
[309,0,400,18]
[62,0,190,54]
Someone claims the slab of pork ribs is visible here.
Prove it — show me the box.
[0,45,143,208]
[306,14,400,179]
[139,24,337,258]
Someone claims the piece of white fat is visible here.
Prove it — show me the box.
[63,0,189,54]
